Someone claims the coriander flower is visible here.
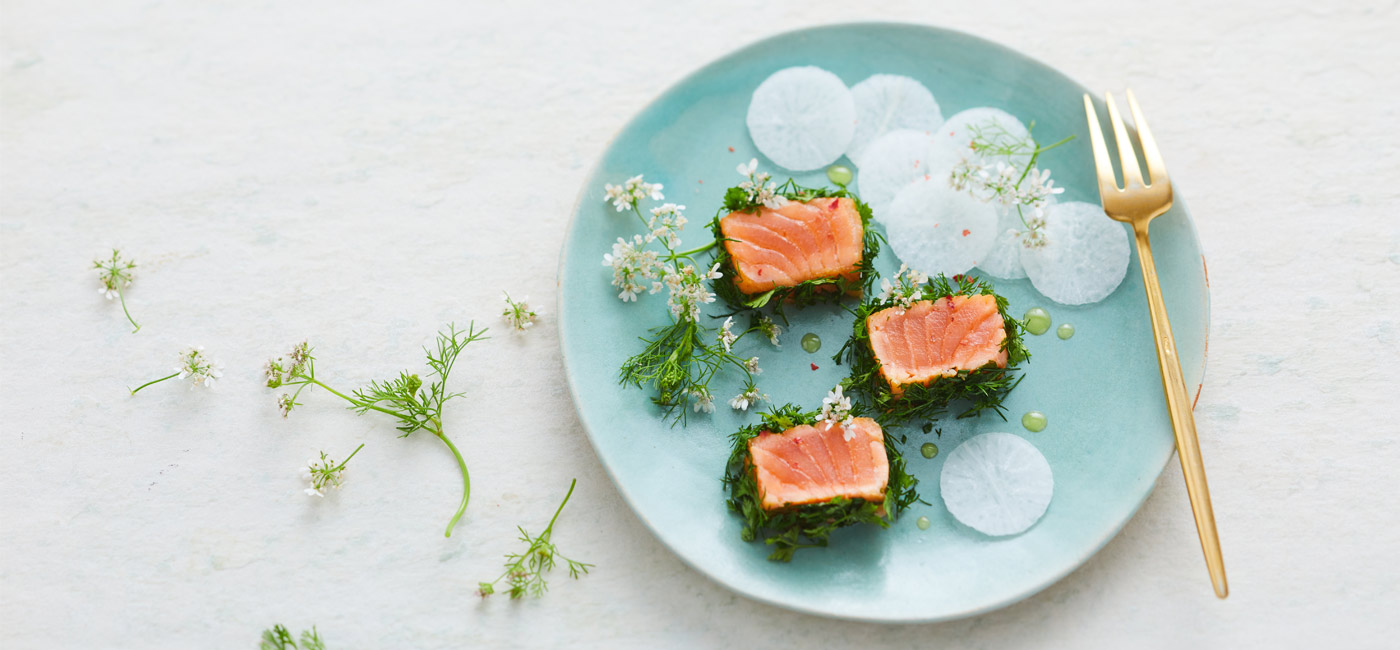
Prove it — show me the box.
[603,235,664,302]
[878,264,928,309]
[276,393,296,418]
[690,387,715,414]
[757,315,781,346]
[175,346,223,389]
[819,385,853,429]
[92,249,140,332]
[664,263,719,322]
[502,292,540,332]
[646,203,687,247]
[298,444,364,497]
[736,158,787,210]
[744,356,762,375]
[603,174,664,212]
[717,316,738,352]
[728,386,767,412]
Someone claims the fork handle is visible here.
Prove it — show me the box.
[1132,222,1229,599]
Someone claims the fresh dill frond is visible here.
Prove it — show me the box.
[722,404,919,562]
[259,624,326,650]
[478,478,593,599]
[265,323,489,537]
[834,273,1029,427]
[710,179,883,322]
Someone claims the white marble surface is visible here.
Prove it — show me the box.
[2,1,1398,647]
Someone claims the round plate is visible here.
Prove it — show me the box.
[557,23,1208,623]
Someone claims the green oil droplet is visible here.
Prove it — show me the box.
[920,442,939,459]
[800,332,821,353]
[826,165,853,186]
[1023,307,1051,335]
[916,516,931,530]
[1022,411,1047,432]
[1057,323,1075,340]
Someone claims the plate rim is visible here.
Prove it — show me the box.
[555,21,1212,623]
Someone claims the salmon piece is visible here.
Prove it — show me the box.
[867,295,1008,394]
[719,197,865,295]
[746,417,889,512]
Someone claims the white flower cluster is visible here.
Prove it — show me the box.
[876,263,930,310]
[646,203,687,247]
[299,451,348,497]
[948,124,1065,248]
[94,251,136,300]
[736,159,787,210]
[501,292,540,332]
[664,263,721,323]
[690,387,716,413]
[175,346,223,389]
[819,385,854,431]
[602,235,665,302]
[717,316,738,352]
[603,174,664,212]
[756,315,782,346]
[729,386,767,412]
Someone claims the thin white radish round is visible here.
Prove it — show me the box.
[926,107,1034,175]
[746,66,856,171]
[854,129,939,216]
[941,432,1054,537]
[1020,201,1131,305]
[846,74,944,165]
[880,178,998,278]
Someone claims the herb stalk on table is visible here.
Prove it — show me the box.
[259,624,325,650]
[93,249,140,333]
[477,478,592,599]
[265,323,487,537]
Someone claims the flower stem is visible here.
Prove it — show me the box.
[117,287,139,333]
[307,378,404,421]
[543,478,578,535]
[130,372,179,395]
[434,426,471,538]
[669,241,717,258]
[336,443,366,470]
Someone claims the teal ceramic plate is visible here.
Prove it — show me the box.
[558,23,1208,622]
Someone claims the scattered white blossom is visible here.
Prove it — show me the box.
[93,249,140,331]
[876,264,929,309]
[736,159,787,210]
[602,235,665,302]
[690,387,715,413]
[277,393,296,418]
[819,384,854,430]
[603,174,664,212]
[298,444,363,497]
[728,386,767,412]
[948,122,1066,250]
[502,292,540,332]
[664,263,720,322]
[717,316,738,352]
[756,315,782,346]
[744,356,762,375]
[645,203,688,247]
[174,346,223,389]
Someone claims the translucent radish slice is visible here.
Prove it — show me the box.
[975,202,1055,280]
[746,66,856,171]
[1020,201,1131,305]
[940,432,1053,536]
[926,107,1034,174]
[880,179,998,277]
[846,74,944,165]
[853,129,939,216]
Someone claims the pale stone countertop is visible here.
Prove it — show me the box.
[2,1,1397,648]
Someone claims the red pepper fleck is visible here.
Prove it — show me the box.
[829,198,839,210]
[728,146,735,152]
[756,268,763,276]
[962,229,971,237]
[698,179,703,184]
[952,274,963,282]
[810,363,819,371]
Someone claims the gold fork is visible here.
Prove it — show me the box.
[1083,90,1228,599]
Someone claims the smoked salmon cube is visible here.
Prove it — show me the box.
[718,197,865,296]
[866,295,1009,394]
[746,417,889,512]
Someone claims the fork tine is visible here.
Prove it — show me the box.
[1104,92,1145,189]
[1126,89,1169,186]
[1082,94,1120,196]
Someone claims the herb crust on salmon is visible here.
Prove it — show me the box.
[835,273,1029,426]
[709,179,882,317]
[724,404,918,562]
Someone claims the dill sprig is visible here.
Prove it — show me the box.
[478,478,592,599]
[710,178,883,322]
[266,323,489,537]
[259,625,325,650]
[723,404,919,562]
[834,274,1029,427]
